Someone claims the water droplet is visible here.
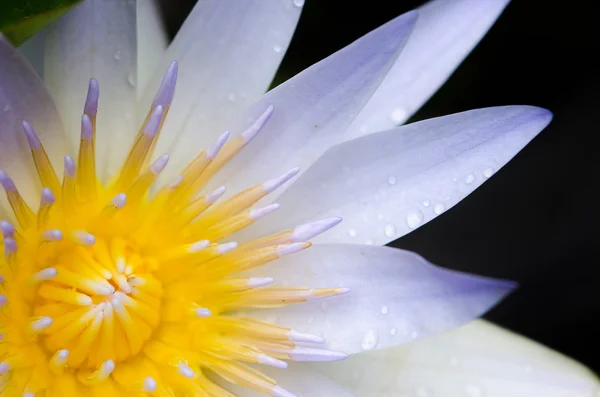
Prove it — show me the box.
[308,316,314,324]
[410,330,418,339]
[384,224,396,238]
[2,104,9,112]
[124,112,132,121]
[406,211,424,229]
[273,45,283,53]
[114,50,122,60]
[348,229,358,238]
[359,124,369,134]
[320,302,328,311]
[390,327,397,336]
[387,176,397,185]
[450,357,459,367]
[464,385,484,397]
[361,330,379,351]
[389,107,408,124]
[434,203,446,215]
[365,239,374,245]
[380,305,389,315]
[483,168,494,178]
[126,71,136,87]
[292,0,305,7]
[465,173,475,184]
[266,315,278,324]
[227,93,236,102]
[523,365,533,373]
[416,387,434,397]
[422,200,430,207]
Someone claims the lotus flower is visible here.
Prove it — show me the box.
[0,0,597,396]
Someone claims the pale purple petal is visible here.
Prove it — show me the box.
[0,35,67,208]
[249,244,515,355]
[143,0,303,172]
[248,106,551,245]
[318,320,600,397]
[137,0,168,93]
[184,11,418,195]
[348,0,511,137]
[43,0,137,179]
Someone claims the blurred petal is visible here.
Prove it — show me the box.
[318,319,600,397]
[348,0,511,137]
[18,29,46,77]
[249,244,515,355]
[142,0,303,168]
[0,35,67,209]
[43,0,137,179]
[248,106,551,245]
[137,0,168,95]
[189,11,418,195]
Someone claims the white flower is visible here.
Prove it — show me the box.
[0,0,596,396]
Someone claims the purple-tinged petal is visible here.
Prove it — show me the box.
[249,106,551,245]
[137,0,168,93]
[348,0,511,137]
[319,320,600,397]
[249,244,515,355]
[0,35,67,210]
[143,0,304,169]
[43,0,137,179]
[180,10,418,195]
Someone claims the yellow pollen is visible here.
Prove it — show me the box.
[0,62,347,397]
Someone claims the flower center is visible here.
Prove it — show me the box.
[0,62,347,396]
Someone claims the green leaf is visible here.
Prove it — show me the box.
[0,0,82,46]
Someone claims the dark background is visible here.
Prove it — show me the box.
[160,0,599,371]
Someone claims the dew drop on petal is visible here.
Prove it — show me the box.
[406,211,424,229]
[416,387,434,397]
[464,385,484,397]
[361,330,379,351]
[390,327,397,336]
[348,229,358,238]
[292,0,305,7]
[227,93,236,102]
[126,71,136,87]
[273,45,283,53]
[387,176,397,185]
[384,224,396,238]
[320,302,328,311]
[450,357,460,367]
[114,50,122,60]
[411,330,419,339]
[422,200,430,207]
[389,107,408,124]
[380,305,388,315]
[3,104,9,112]
[483,168,494,178]
[365,239,374,245]
[434,203,446,215]
[465,173,475,184]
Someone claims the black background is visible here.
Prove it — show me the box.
[160,0,600,371]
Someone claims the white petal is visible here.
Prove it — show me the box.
[141,0,303,172]
[195,11,418,195]
[137,0,168,95]
[43,0,137,180]
[249,106,551,245]
[318,319,600,397]
[348,0,511,137]
[0,36,67,208]
[249,244,515,355]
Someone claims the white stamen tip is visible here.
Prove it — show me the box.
[23,392,34,397]
[84,78,99,117]
[151,154,169,175]
[152,61,178,107]
[195,308,212,318]
[291,217,343,242]
[0,220,15,237]
[217,242,238,254]
[272,385,297,397]
[21,120,41,149]
[258,354,288,369]
[143,105,164,137]
[206,130,230,159]
[57,349,70,359]
[0,362,10,375]
[0,295,7,307]
[42,229,63,241]
[101,360,115,375]
[0,170,17,191]
[205,186,226,204]
[41,188,56,205]
[31,316,52,331]
[277,242,308,257]
[263,168,300,193]
[242,104,274,144]
[4,238,17,254]
[73,231,95,246]
[169,175,184,189]
[143,376,157,392]
[116,258,126,273]
[247,277,274,288]
[286,347,348,362]
[33,268,58,281]
[250,203,280,219]
[78,295,94,306]
[64,156,76,177]
[287,330,325,344]
[189,240,210,253]
[111,193,127,209]
[178,363,195,378]
[81,114,93,140]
